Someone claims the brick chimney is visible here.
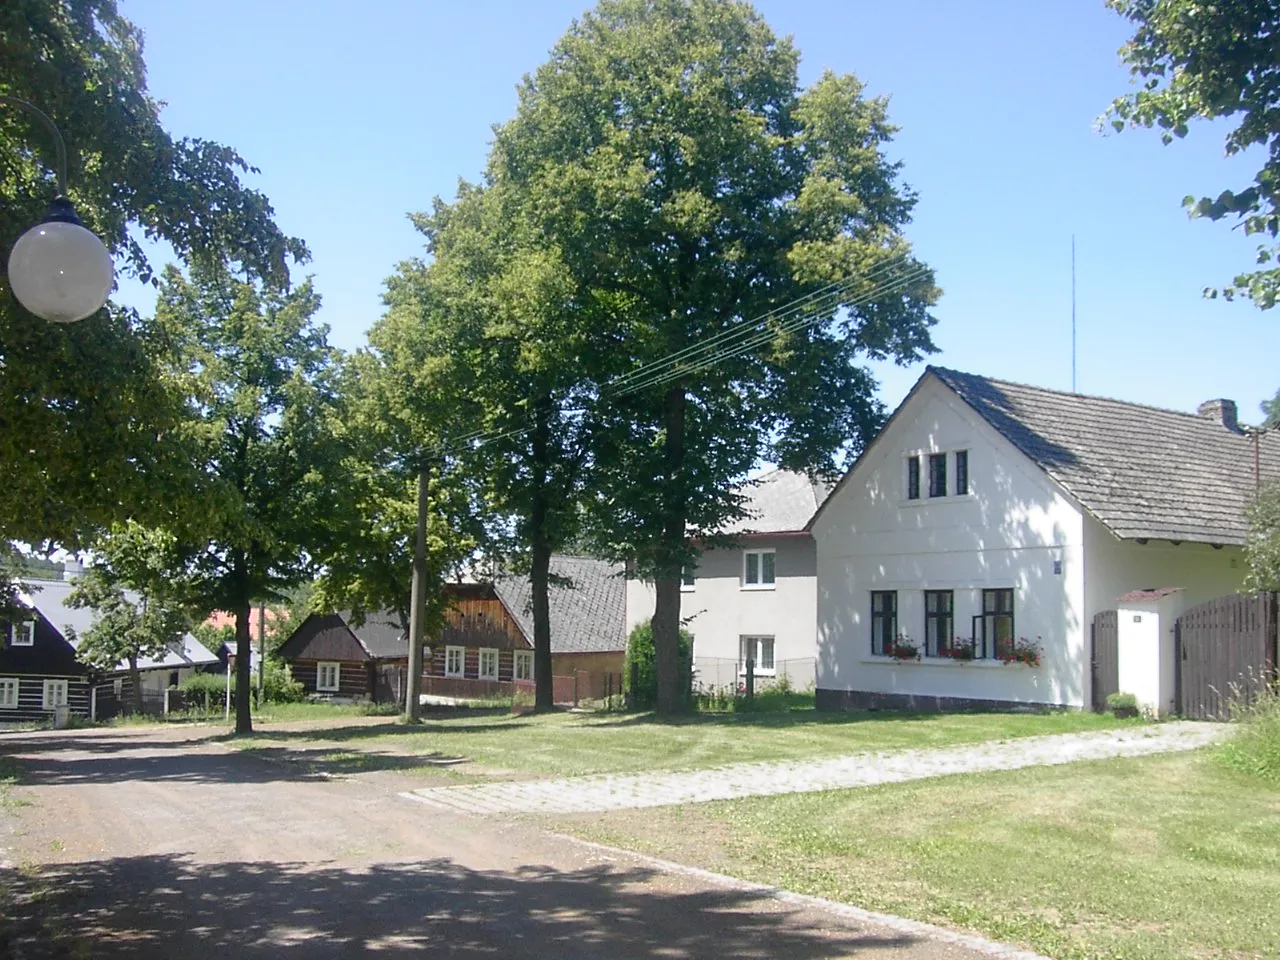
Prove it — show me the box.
[1197,398,1239,432]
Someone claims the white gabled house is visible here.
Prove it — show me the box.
[625,469,831,690]
[810,367,1280,711]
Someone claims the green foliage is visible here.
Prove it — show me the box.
[489,0,937,712]
[1106,0,1280,308]
[63,526,194,708]
[191,622,234,657]
[624,621,691,710]
[1219,680,1280,783]
[179,671,227,697]
[261,658,305,703]
[1,0,306,564]
[152,264,347,734]
[1243,483,1280,592]
[1106,691,1139,711]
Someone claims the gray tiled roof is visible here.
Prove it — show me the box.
[20,578,220,670]
[715,469,833,535]
[495,555,626,654]
[341,612,409,659]
[931,367,1280,546]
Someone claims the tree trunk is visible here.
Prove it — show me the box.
[127,655,143,716]
[530,397,555,711]
[406,461,430,722]
[233,551,253,735]
[653,385,687,715]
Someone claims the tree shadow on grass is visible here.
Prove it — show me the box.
[1,853,922,959]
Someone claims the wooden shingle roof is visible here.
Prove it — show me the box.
[932,367,1280,546]
[494,556,626,654]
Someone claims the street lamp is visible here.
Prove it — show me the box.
[2,96,114,323]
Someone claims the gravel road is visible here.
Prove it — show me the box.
[0,723,1031,959]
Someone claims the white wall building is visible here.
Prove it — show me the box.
[811,367,1278,711]
[625,469,831,690]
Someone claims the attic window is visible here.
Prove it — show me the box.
[928,453,947,498]
[906,456,920,500]
[955,450,968,495]
[9,622,35,647]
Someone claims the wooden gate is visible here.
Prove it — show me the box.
[1175,593,1277,720]
[1090,610,1119,711]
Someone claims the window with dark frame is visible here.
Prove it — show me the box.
[981,588,1015,659]
[907,456,920,500]
[681,564,696,589]
[924,590,954,657]
[870,591,897,656]
[955,450,969,495]
[928,453,947,498]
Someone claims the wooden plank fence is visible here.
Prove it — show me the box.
[1175,593,1277,720]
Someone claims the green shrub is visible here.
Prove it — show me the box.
[1219,680,1280,784]
[624,622,692,710]
[1106,691,1138,711]
[261,657,305,703]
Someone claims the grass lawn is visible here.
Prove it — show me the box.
[555,749,1280,960]
[233,704,1136,779]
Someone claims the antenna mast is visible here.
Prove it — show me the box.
[1071,235,1077,393]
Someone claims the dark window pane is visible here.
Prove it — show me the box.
[924,590,953,657]
[871,591,897,655]
[981,589,1015,658]
[907,457,920,500]
[928,453,947,497]
[745,552,759,584]
[955,450,969,495]
[761,552,776,584]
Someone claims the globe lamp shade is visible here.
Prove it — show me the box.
[7,198,114,324]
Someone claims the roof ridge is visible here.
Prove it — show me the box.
[928,365,1260,428]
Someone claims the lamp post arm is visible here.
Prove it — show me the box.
[0,95,69,196]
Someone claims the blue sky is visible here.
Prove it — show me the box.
[115,0,1277,422]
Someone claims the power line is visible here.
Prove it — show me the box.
[427,259,931,457]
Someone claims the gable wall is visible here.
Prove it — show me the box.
[0,611,89,678]
[625,534,818,687]
[813,376,1088,708]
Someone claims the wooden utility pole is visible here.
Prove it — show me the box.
[405,461,430,721]
[257,600,266,703]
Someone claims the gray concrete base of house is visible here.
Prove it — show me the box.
[815,688,1074,713]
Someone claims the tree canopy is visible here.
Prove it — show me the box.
[154,265,345,733]
[487,0,938,711]
[1107,0,1280,308]
[65,522,194,714]
[1,0,306,559]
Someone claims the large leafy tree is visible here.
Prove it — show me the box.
[155,265,344,734]
[399,182,598,710]
[490,0,938,712]
[65,523,193,715]
[1,1,306,566]
[1107,0,1280,308]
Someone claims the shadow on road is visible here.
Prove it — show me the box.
[2,853,920,958]
[0,742,455,786]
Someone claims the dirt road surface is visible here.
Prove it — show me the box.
[0,724,1022,959]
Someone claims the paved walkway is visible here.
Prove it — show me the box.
[402,721,1226,814]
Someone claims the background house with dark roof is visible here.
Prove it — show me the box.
[810,366,1277,712]
[1,575,221,722]
[424,556,627,701]
[277,611,408,702]
[626,469,833,691]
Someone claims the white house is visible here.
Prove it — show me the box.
[625,469,831,690]
[811,367,1279,711]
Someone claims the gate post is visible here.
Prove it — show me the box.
[1173,617,1183,717]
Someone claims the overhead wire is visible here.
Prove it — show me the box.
[425,257,930,458]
